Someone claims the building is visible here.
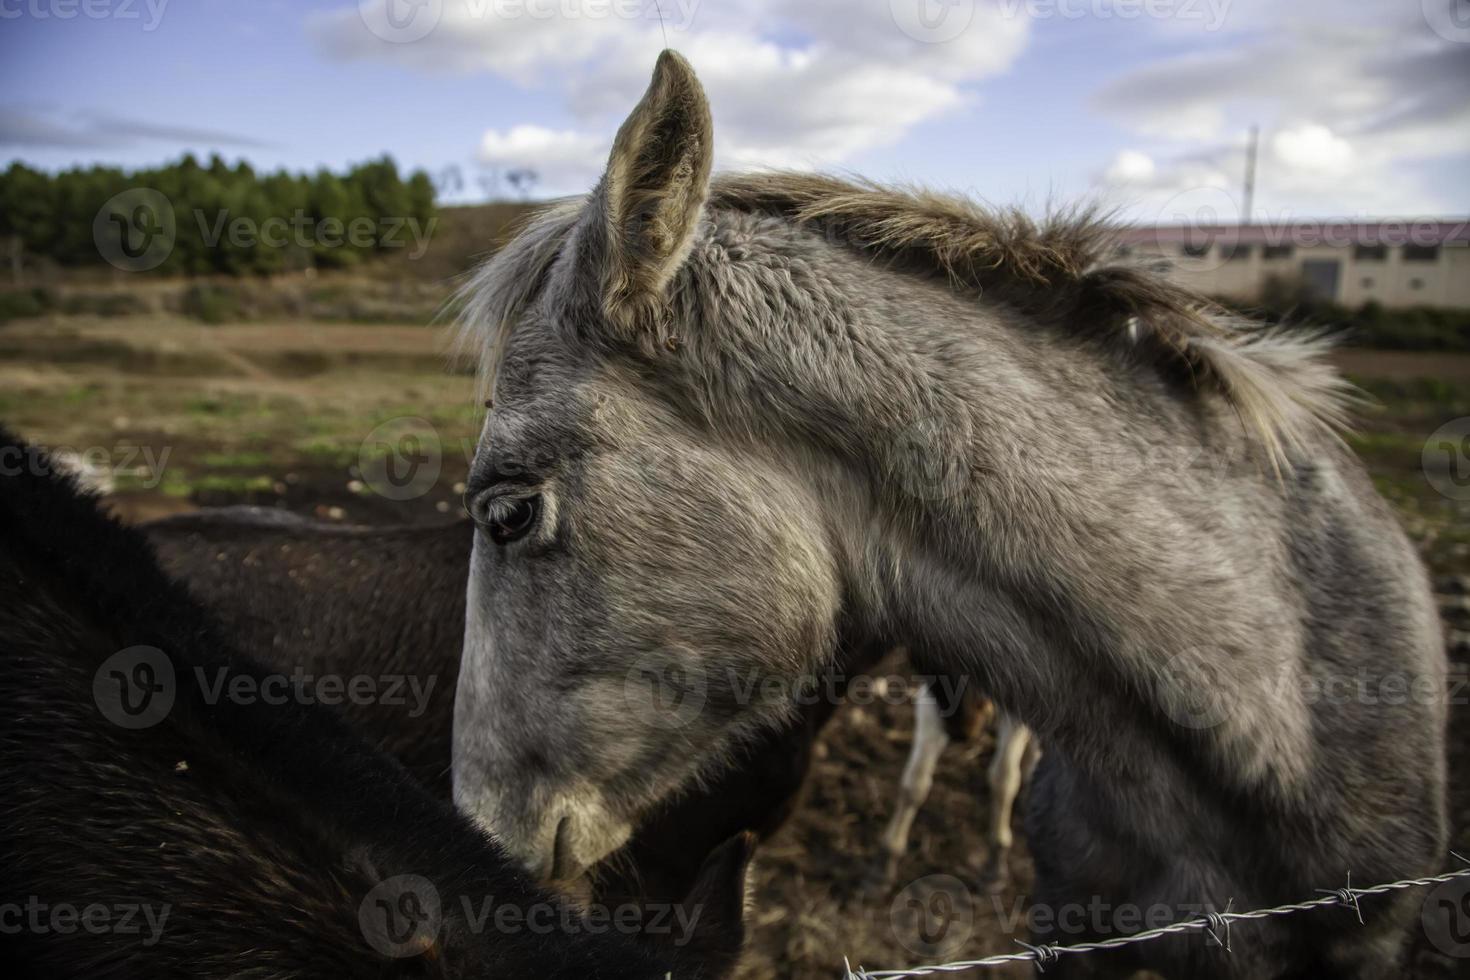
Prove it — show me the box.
[1118,220,1470,309]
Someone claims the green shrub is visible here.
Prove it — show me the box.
[181,283,243,324]
[59,292,149,317]
[1221,275,1470,351]
[0,155,437,276]
[0,287,53,323]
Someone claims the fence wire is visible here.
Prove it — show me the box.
[844,852,1470,978]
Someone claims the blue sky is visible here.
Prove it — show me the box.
[2,0,1466,222]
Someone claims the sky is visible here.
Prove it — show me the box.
[1,0,1466,224]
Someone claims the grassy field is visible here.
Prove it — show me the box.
[1332,349,1470,576]
[0,313,483,523]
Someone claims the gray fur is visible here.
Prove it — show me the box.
[452,51,1446,978]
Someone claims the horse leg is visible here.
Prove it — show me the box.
[977,715,1031,894]
[868,684,950,890]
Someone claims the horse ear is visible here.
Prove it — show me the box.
[666,832,755,978]
[593,49,713,344]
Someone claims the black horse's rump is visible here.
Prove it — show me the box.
[144,508,846,912]
[144,509,473,793]
[0,428,746,978]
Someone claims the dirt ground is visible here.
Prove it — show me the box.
[727,632,1470,980]
[5,315,1470,977]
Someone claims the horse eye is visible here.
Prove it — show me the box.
[468,493,540,545]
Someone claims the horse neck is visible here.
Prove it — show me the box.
[689,247,1305,784]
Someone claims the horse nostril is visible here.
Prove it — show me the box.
[549,814,576,882]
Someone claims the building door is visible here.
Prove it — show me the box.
[1300,259,1341,302]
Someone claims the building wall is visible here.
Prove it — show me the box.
[1131,240,1470,309]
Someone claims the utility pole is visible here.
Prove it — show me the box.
[1242,124,1260,224]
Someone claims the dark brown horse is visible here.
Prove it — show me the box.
[1,437,749,978]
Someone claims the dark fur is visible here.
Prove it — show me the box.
[142,508,859,912]
[144,509,470,793]
[0,434,743,979]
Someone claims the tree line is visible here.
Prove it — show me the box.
[0,154,437,276]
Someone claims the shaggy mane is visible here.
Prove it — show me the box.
[454,198,584,398]
[458,172,1355,463]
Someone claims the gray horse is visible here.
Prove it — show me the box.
[451,51,1446,978]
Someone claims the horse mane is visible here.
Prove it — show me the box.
[454,199,584,397]
[708,172,1355,463]
[458,172,1355,465]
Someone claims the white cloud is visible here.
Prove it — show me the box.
[308,0,1030,193]
[1090,2,1470,218]
[1103,150,1156,184]
[478,125,608,190]
[307,0,1466,215]
[1270,124,1352,177]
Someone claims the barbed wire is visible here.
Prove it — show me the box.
[844,852,1470,979]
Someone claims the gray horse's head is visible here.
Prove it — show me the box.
[452,52,842,881]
